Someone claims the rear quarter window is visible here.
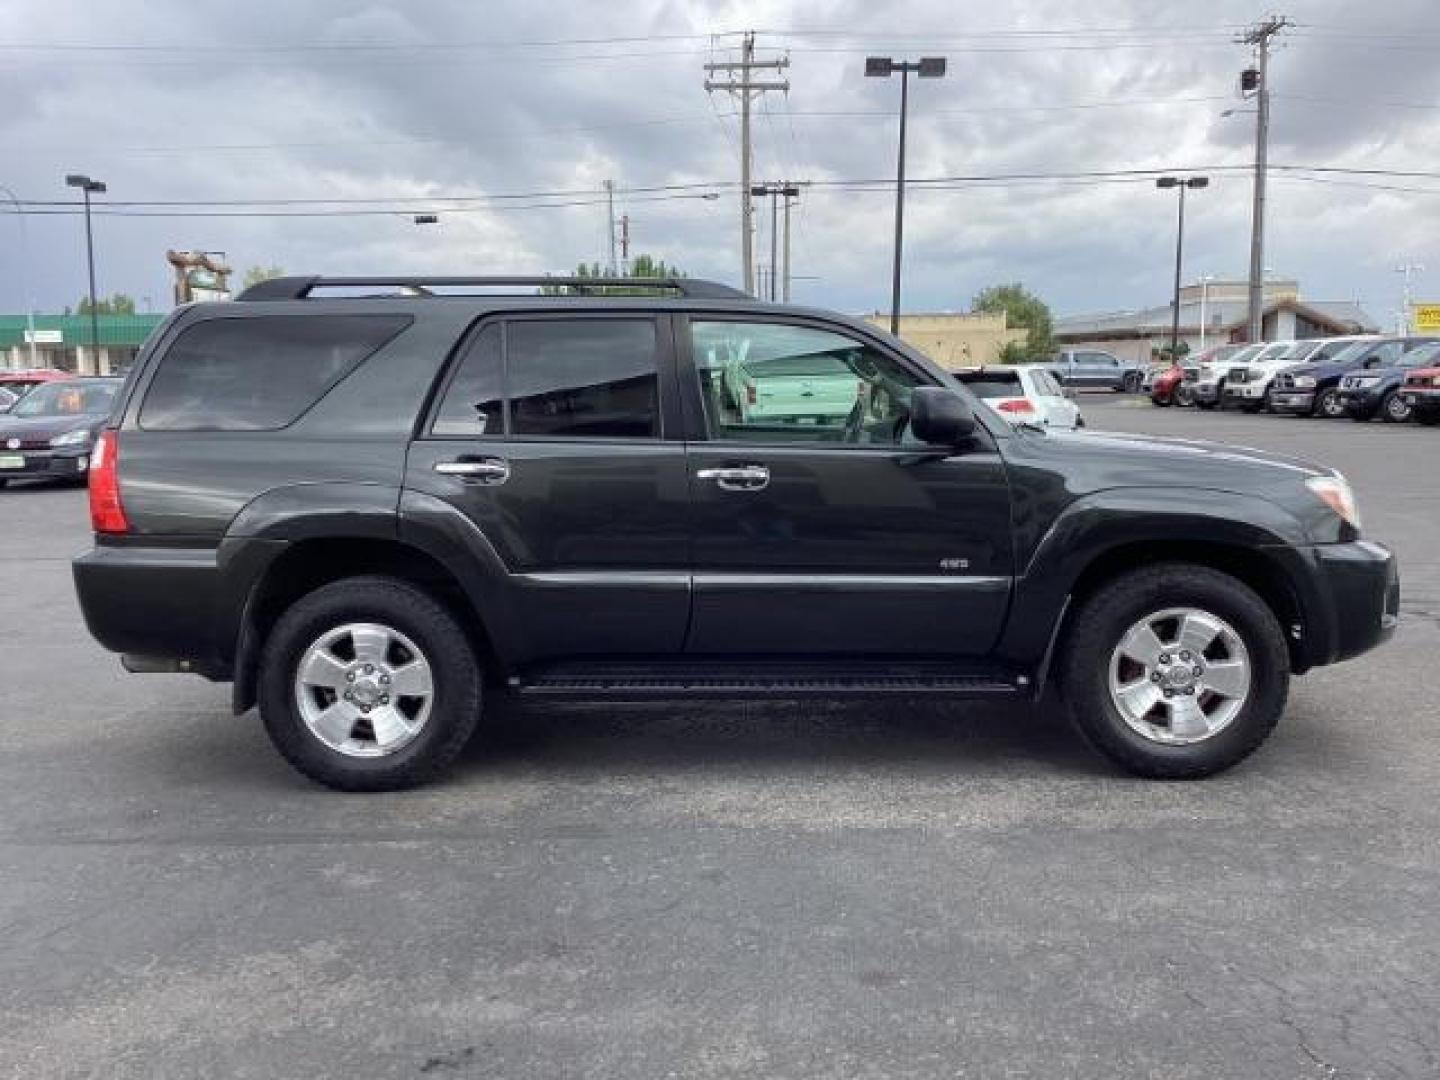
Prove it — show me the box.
[138,314,411,431]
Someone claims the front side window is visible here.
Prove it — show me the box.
[691,320,922,445]
[140,314,409,431]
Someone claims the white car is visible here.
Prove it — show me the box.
[953,364,1084,429]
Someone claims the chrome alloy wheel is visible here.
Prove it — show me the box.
[294,622,434,758]
[1107,607,1252,745]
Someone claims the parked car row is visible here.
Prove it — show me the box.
[1150,335,1440,425]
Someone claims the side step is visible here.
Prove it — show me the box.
[512,659,1027,701]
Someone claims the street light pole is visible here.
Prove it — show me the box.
[866,56,945,335]
[65,173,106,373]
[0,184,37,368]
[1156,175,1209,359]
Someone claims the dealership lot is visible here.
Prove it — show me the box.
[1,397,1437,1078]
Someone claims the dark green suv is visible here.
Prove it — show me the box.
[73,276,1398,790]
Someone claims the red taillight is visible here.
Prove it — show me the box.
[88,430,130,534]
[996,398,1036,414]
[746,384,757,405]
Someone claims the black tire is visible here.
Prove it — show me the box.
[0,478,8,489]
[1380,389,1411,424]
[1196,400,1218,411]
[259,575,482,791]
[1151,393,1172,408]
[1058,564,1289,779]
[1314,387,1345,419]
[1121,372,1142,393]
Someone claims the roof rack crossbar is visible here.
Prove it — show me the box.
[236,275,749,302]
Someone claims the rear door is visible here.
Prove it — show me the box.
[679,315,1014,657]
[404,313,692,660]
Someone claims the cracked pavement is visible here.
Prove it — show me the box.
[1,397,1437,1078]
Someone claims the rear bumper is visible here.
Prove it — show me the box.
[72,537,286,681]
[0,449,90,481]
[1269,390,1316,414]
[1284,540,1399,670]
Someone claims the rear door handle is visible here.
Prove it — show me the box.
[434,457,510,484]
[696,465,770,492]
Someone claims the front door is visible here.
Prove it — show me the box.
[404,314,691,662]
[679,316,1014,657]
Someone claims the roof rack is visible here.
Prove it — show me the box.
[236,275,750,302]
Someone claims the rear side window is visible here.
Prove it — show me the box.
[508,320,659,438]
[139,314,410,431]
[431,317,661,440]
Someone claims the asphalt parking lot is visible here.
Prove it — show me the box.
[2,396,1437,1079]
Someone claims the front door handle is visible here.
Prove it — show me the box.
[434,457,510,484]
[696,465,770,492]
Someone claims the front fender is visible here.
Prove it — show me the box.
[995,487,1307,668]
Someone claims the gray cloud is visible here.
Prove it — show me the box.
[1,0,1437,327]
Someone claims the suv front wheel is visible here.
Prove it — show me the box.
[259,576,482,791]
[1059,564,1289,779]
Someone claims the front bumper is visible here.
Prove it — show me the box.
[1269,390,1316,414]
[1401,387,1440,416]
[0,448,90,481]
[1190,381,1221,403]
[1283,540,1399,670]
[1338,387,1384,416]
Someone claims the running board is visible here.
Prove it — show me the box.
[512,660,1028,700]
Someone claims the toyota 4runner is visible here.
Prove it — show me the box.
[73,276,1399,790]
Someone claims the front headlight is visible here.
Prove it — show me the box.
[50,428,93,449]
[1292,375,1317,389]
[1306,474,1361,531]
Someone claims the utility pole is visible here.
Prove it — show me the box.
[1395,262,1424,333]
[1238,15,1290,343]
[750,182,800,302]
[620,214,630,274]
[604,179,618,275]
[705,32,789,295]
[782,187,799,302]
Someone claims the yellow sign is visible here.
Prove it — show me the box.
[1413,304,1440,332]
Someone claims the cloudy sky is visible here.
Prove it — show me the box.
[1,0,1438,325]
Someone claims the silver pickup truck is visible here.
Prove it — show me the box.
[1050,349,1146,392]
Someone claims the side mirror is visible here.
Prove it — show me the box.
[911,386,977,445]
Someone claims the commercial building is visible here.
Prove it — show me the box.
[863,311,1027,369]
[1054,279,1378,362]
[0,313,166,375]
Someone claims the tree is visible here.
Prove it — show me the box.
[76,293,136,316]
[243,265,286,290]
[972,283,1055,363]
[540,254,686,296]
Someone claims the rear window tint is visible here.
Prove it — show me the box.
[954,374,1020,399]
[139,314,410,431]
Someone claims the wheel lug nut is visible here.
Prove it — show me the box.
[1179,651,1191,662]
[343,691,352,700]
[380,695,389,705]
[1151,672,1163,683]
[346,672,355,682]
[1193,666,1203,677]
[364,664,374,674]
[380,674,390,685]
[1159,654,1170,665]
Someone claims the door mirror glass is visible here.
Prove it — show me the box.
[910,387,976,445]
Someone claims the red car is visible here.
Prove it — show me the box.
[1401,365,1440,426]
[1149,363,1185,406]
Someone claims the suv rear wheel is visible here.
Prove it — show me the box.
[259,575,481,791]
[1059,564,1289,779]
[1380,388,1412,424]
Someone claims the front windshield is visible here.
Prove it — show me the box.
[1317,340,1372,366]
[1223,345,1262,365]
[10,381,119,419]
